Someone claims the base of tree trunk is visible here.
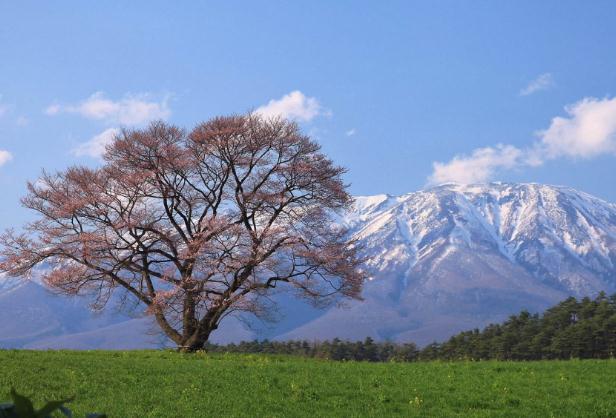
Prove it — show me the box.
[176,334,212,353]
[177,346,203,353]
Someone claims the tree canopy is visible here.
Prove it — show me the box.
[0,115,365,351]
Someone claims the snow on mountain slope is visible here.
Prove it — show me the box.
[347,183,616,295]
[1,182,615,348]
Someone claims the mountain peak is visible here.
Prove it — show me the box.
[349,182,616,296]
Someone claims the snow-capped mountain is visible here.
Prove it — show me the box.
[1,183,615,348]
[348,182,616,296]
[281,183,616,344]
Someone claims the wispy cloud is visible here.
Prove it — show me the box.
[256,91,327,122]
[71,128,119,159]
[519,73,554,96]
[46,92,171,126]
[0,150,13,167]
[429,145,525,185]
[346,128,357,137]
[428,96,616,185]
[0,95,10,117]
[50,92,172,160]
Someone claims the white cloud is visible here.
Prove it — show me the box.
[45,104,61,115]
[0,150,13,167]
[520,73,554,96]
[346,128,357,137]
[429,145,524,185]
[428,95,616,185]
[256,91,325,122]
[71,128,119,159]
[538,97,616,159]
[45,92,171,126]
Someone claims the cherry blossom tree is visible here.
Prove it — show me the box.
[0,115,364,351]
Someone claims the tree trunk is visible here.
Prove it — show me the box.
[178,326,216,352]
[177,301,228,352]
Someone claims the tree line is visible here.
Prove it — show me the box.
[204,337,420,362]
[425,292,616,360]
[204,292,616,361]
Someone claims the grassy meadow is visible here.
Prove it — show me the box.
[1,350,615,417]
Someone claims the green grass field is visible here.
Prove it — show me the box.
[1,351,615,417]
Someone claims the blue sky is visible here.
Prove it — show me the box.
[1,1,616,228]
